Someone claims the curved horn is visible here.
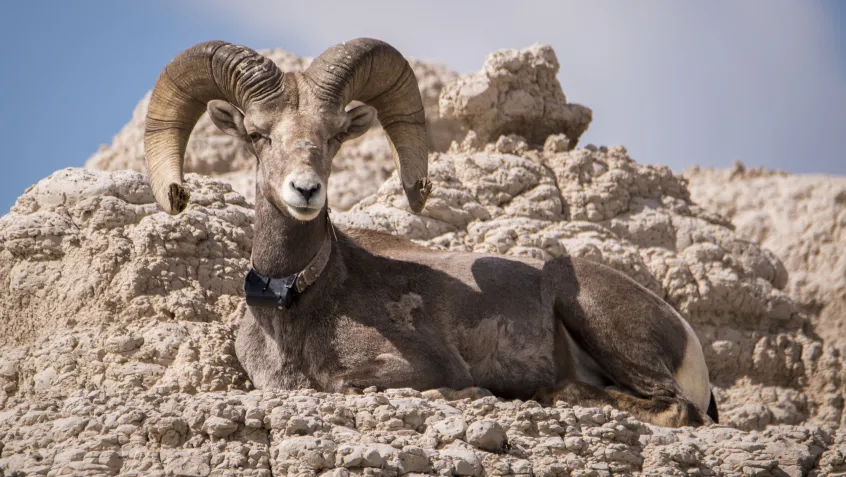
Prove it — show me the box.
[144,41,283,214]
[305,39,431,213]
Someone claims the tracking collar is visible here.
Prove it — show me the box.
[244,214,335,309]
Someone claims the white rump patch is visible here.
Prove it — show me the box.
[673,316,712,412]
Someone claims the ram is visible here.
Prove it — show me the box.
[144,39,718,427]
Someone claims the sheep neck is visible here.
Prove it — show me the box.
[250,186,331,280]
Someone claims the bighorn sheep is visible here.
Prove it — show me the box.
[144,39,718,427]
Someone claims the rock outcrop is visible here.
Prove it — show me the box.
[0,169,253,397]
[0,385,836,477]
[2,167,843,475]
[686,163,846,347]
[439,44,592,147]
[2,44,844,475]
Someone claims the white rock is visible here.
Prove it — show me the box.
[465,420,507,452]
[0,42,844,477]
[202,415,239,437]
[433,416,468,443]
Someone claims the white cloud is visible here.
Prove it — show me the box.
[187,0,846,174]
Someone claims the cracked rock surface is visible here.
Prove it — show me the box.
[3,157,844,474]
[686,163,846,348]
[0,387,835,477]
[439,44,592,147]
[2,43,845,475]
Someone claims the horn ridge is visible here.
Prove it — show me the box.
[144,41,283,214]
[305,38,431,212]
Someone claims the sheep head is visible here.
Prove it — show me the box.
[143,40,431,219]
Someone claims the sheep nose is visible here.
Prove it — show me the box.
[292,182,320,201]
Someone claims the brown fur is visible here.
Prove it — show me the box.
[150,42,714,428]
[235,184,711,427]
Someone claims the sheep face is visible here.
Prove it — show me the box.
[143,40,429,217]
[207,85,377,221]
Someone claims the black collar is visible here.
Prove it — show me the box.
[244,217,334,309]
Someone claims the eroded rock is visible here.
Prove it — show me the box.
[0,389,837,476]
[439,43,592,146]
[2,42,844,475]
[0,169,252,401]
[336,142,843,433]
[686,163,846,347]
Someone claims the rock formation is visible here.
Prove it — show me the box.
[1,45,844,476]
[439,43,592,147]
[686,163,846,348]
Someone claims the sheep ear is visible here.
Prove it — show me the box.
[344,105,377,141]
[208,100,248,138]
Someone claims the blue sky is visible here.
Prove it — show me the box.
[2,1,845,214]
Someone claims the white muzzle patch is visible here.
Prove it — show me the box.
[280,172,326,221]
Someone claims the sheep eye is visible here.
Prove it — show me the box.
[249,132,266,143]
[332,132,348,143]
